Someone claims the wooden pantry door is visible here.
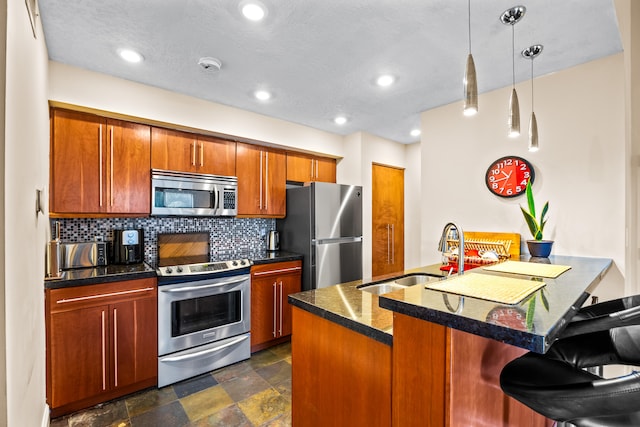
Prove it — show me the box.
[372,163,405,277]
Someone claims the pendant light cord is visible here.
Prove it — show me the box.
[511,25,515,88]
[468,0,472,53]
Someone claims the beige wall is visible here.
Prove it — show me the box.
[3,0,50,425]
[48,62,346,159]
[420,53,626,301]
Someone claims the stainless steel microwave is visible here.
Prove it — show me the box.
[151,169,237,217]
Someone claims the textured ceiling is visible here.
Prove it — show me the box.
[38,0,622,144]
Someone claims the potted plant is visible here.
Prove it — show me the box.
[520,180,553,257]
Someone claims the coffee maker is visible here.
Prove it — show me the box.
[112,229,144,264]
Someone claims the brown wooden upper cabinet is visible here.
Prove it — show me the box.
[286,152,336,183]
[151,127,236,176]
[236,142,286,217]
[50,109,151,216]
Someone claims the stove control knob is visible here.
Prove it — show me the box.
[176,266,183,273]
[232,260,238,266]
[240,260,246,265]
[165,267,173,274]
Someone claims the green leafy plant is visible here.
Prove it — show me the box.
[520,180,549,241]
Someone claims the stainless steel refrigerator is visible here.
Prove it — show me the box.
[276,182,363,291]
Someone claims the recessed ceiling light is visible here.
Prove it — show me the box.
[376,74,395,87]
[118,48,144,63]
[334,116,348,125]
[241,1,267,21]
[254,90,271,101]
[410,129,421,137]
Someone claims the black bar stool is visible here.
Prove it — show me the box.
[500,295,640,426]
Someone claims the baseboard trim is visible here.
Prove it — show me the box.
[41,403,50,427]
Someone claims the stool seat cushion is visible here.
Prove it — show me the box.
[500,352,640,426]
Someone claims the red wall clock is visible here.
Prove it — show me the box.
[485,156,535,198]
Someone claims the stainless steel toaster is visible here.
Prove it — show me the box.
[61,242,108,269]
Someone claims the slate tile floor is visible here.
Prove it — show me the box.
[50,342,292,427]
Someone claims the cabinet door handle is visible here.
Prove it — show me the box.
[191,141,196,166]
[113,308,118,387]
[279,281,283,336]
[310,159,314,180]
[101,310,106,391]
[99,124,103,207]
[110,126,114,207]
[253,266,301,276]
[56,287,154,304]
[200,142,204,167]
[272,282,277,337]
[259,151,263,210]
[264,152,269,210]
[314,159,319,180]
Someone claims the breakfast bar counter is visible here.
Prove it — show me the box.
[288,255,612,427]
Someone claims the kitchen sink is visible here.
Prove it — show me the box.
[358,282,408,295]
[358,273,443,295]
[393,273,443,287]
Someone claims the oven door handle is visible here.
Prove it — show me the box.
[160,335,249,362]
[160,277,247,293]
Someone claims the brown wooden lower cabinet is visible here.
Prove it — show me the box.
[250,261,302,352]
[291,307,392,427]
[46,278,157,418]
[392,313,553,427]
[290,307,552,426]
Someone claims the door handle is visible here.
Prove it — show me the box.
[101,310,106,391]
[259,151,263,210]
[386,224,390,264]
[264,152,269,210]
[110,126,114,207]
[200,142,204,167]
[191,141,196,166]
[272,281,277,337]
[99,124,103,207]
[279,281,283,336]
[113,307,118,387]
[391,224,395,265]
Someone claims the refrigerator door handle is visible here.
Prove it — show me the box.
[314,236,363,245]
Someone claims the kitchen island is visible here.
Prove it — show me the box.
[288,255,612,427]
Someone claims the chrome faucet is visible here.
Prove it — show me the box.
[438,222,464,274]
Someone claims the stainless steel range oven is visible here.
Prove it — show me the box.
[156,258,251,387]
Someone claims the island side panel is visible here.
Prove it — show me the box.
[291,307,391,427]
[392,312,447,427]
[448,329,553,427]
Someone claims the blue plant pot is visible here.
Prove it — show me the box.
[526,240,554,258]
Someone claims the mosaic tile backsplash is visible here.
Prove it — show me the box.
[52,217,276,266]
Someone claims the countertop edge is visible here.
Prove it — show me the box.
[379,256,614,353]
[288,295,393,346]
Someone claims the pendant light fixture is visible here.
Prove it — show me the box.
[500,6,526,138]
[463,0,478,116]
[522,45,543,151]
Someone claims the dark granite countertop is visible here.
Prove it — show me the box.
[288,264,449,346]
[44,251,303,289]
[250,251,303,265]
[289,256,612,351]
[379,255,612,353]
[44,263,157,289]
